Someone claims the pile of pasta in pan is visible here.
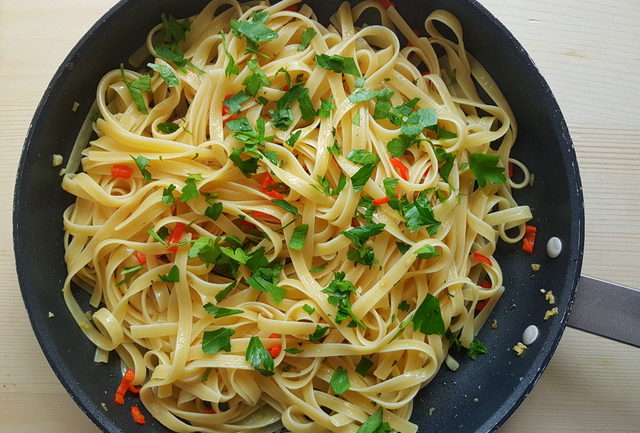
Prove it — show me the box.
[61,0,532,431]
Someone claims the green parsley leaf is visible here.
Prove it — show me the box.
[302,304,316,315]
[205,202,223,220]
[131,155,152,182]
[289,224,309,250]
[116,264,143,286]
[309,265,326,273]
[398,300,411,312]
[316,54,361,76]
[469,153,506,187]
[271,199,299,216]
[318,96,336,118]
[284,347,304,354]
[330,366,350,395]
[401,108,437,136]
[309,324,331,342]
[201,367,211,383]
[403,192,440,234]
[147,63,179,87]
[468,338,488,360]
[160,13,190,45]
[347,246,377,267]
[257,96,269,104]
[220,247,249,264]
[396,241,411,254]
[158,122,180,133]
[312,174,345,196]
[298,27,316,51]
[229,148,260,177]
[387,134,422,157]
[356,408,384,433]
[415,244,440,259]
[355,76,366,88]
[351,163,377,192]
[328,141,341,156]
[180,175,201,202]
[231,11,279,44]
[434,147,455,182]
[357,197,375,223]
[155,44,204,74]
[446,68,458,86]
[322,272,366,328]
[347,150,380,166]
[247,274,286,303]
[188,237,212,259]
[120,64,151,114]
[412,293,445,335]
[147,227,168,246]
[342,223,385,247]
[382,177,401,210]
[355,357,374,376]
[286,130,302,147]
[277,85,316,121]
[215,281,237,303]
[220,32,239,76]
[223,92,250,113]
[203,302,244,318]
[269,108,294,130]
[246,336,275,376]
[243,59,271,96]
[159,265,180,283]
[202,327,234,354]
[348,88,393,103]
[162,184,176,205]
[352,110,361,125]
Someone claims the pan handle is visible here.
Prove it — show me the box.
[567,275,640,348]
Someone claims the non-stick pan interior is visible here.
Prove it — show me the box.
[13,1,583,432]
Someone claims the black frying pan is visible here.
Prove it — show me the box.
[12,0,592,431]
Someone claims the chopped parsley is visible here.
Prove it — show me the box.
[158,265,180,283]
[355,357,374,376]
[289,224,309,251]
[271,199,299,216]
[318,96,336,118]
[286,130,302,147]
[322,272,366,328]
[231,11,279,56]
[160,13,190,45]
[330,366,350,395]
[158,122,180,133]
[469,153,506,187]
[356,409,389,433]
[347,150,380,166]
[284,347,304,354]
[243,59,271,96]
[309,324,331,342]
[316,54,361,76]
[116,265,143,286]
[312,174,346,196]
[203,303,244,318]
[215,281,237,303]
[246,336,275,376]
[155,44,204,74]
[355,76,366,88]
[434,147,455,182]
[398,300,411,312]
[403,192,440,234]
[162,184,176,205]
[220,32,239,76]
[120,64,151,114]
[412,293,445,335]
[131,155,152,182]
[205,202,223,220]
[351,163,377,192]
[202,327,234,354]
[147,63,179,87]
[302,304,316,315]
[269,108,294,130]
[414,244,440,259]
[348,88,393,103]
[468,338,488,360]
[223,92,250,113]
[180,173,202,202]
[328,141,341,156]
[298,27,316,51]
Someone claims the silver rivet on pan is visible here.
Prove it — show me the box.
[546,237,562,258]
[522,325,539,345]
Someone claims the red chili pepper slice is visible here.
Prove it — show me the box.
[475,299,489,311]
[267,344,282,358]
[390,158,410,181]
[473,252,492,267]
[283,5,297,11]
[259,172,285,199]
[130,406,146,424]
[133,251,146,265]
[478,280,492,288]
[114,369,135,405]
[128,384,141,394]
[202,408,216,414]
[251,211,280,223]
[167,222,186,252]
[376,0,396,9]
[111,165,133,179]
[372,197,390,206]
[522,224,537,254]
[268,333,281,339]
[508,162,514,178]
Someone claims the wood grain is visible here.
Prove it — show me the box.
[1,0,639,432]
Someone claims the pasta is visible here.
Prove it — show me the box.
[60,0,533,432]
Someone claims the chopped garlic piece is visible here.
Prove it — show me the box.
[540,288,546,293]
[491,319,498,329]
[544,307,559,320]
[101,402,108,411]
[52,154,63,167]
[445,354,459,371]
[545,290,555,305]
[530,263,541,272]
[473,398,479,403]
[48,311,55,318]
[513,342,527,356]
[72,101,80,112]
[429,407,436,416]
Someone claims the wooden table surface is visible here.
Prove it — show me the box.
[1,0,639,432]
